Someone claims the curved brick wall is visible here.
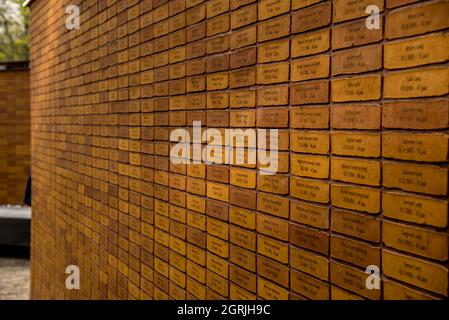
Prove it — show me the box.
[29,0,449,299]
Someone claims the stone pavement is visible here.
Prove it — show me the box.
[0,257,30,300]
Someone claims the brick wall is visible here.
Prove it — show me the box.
[0,68,30,205]
[29,0,449,299]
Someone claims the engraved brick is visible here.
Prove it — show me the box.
[332,45,382,75]
[291,54,330,81]
[383,162,448,196]
[331,104,381,129]
[258,39,290,63]
[382,99,449,130]
[333,0,384,23]
[231,4,257,29]
[259,0,291,20]
[258,15,291,42]
[291,80,329,105]
[384,68,449,99]
[382,191,448,228]
[292,29,330,58]
[383,250,448,296]
[332,75,381,102]
[384,33,449,70]
[332,17,383,50]
[291,2,331,33]
[385,1,449,39]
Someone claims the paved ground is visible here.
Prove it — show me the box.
[0,257,30,300]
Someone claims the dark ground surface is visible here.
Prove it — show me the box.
[0,246,30,300]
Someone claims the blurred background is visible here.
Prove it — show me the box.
[0,0,30,300]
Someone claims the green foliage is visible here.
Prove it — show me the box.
[0,0,29,62]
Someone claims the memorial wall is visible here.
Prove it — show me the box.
[0,66,30,205]
[29,0,449,299]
